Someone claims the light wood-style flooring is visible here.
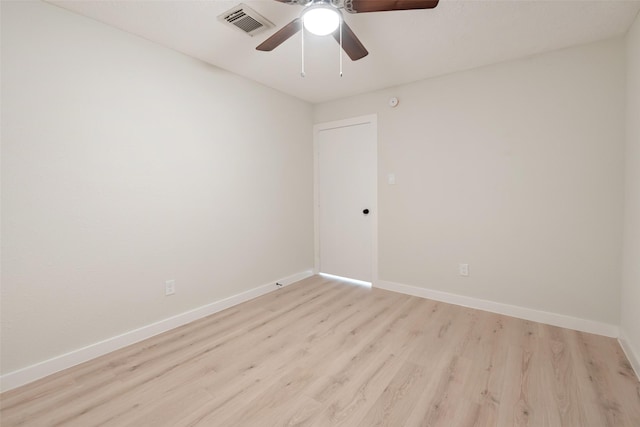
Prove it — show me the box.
[1,275,639,426]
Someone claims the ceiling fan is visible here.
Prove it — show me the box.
[256,0,440,61]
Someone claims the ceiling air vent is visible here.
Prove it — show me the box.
[218,4,274,37]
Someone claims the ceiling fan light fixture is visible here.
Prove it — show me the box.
[302,5,340,36]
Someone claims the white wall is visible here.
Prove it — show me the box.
[315,38,626,327]
[621,12,640,374]
[1,1,314,376]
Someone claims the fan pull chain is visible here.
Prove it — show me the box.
[301,26,306,78]
[339,19,343,77]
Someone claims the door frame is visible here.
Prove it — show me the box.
[313,114,378,284]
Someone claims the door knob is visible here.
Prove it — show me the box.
[363,209,370,215]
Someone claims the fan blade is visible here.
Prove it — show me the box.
[344,0,439,13]
[332,21,368,61]
[256,18,302,51]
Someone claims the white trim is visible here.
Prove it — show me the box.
[0,269,314,392]
[375,280,619,338]
[313,114,378,283]
[619,329,640,381]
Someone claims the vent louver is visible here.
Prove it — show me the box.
[218,4,274,37]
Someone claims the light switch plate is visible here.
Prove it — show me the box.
[459,264,469,277]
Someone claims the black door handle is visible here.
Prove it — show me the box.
[363,209,370,215]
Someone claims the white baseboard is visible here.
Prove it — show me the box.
[0,269,314,392]
[619,330,640,381]
[375,280,619,338]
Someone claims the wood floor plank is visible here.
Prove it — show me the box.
[308,351,407,427]
[356,360,432,427]
[1,275,639,426]
[403,354,475,427]
[453,314,509,426]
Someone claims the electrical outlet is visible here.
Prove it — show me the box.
[165,279,176,296]
[459,264,469,277]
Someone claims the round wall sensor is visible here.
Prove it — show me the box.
[389,97,399,108]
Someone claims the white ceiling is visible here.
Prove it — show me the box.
[48,0,640,104]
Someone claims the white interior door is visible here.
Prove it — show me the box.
[316,116,377,283]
